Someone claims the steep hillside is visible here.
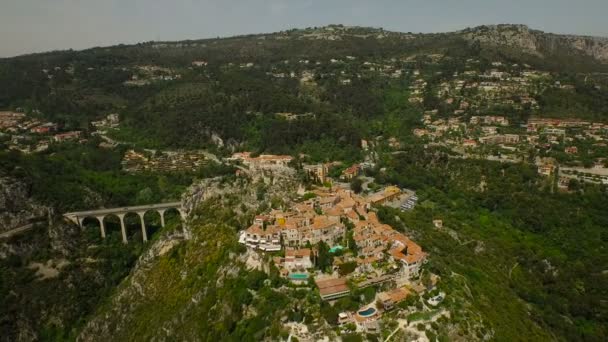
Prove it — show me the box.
[0,176,49,234]
[76,174,335,341]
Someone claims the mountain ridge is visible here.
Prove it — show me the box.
[458,24,608,62]
[3,24,608,63]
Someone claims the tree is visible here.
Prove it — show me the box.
[135,187,154,204]
[338,261,357,276]
[567,178,580,192]
[421,270,433,290]
[350,177,363,194]
[346,230,358,256]
[316,241,333,272]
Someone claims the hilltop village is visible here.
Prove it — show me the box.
[228,151,444,338]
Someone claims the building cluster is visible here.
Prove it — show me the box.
[124,65,182,86]
[404,59,608,191]
[303,163,331,183]
[0,111,58,134]
[239,185,427,286]
[121,149,208,173]
[417,109,608,188]
[0,110,84,153]
[92,113,120,129]
[228,152,293,169]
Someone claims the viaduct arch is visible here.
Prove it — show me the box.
[63,202,185,244]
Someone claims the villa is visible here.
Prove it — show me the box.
[53,131,82,142]
[240,224,281,252]
[377,287,411,310]
[303,163,330,183]
[367,186,402,205]
[341,164,361,180]
[283,248,313,270]
[315,277,350,300]
[228,152,293,169]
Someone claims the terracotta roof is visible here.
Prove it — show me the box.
[367,212,379,223]
[325,205,343,217]
[353,234,368,242]
[294,203,313,213]
[319,196,338,205]
[378,287,410,304]
[342,164,360,175]
[338,197,356,209]
[346,210,359,220]
[286,248,312,258]
[357,256,380,265]
[245,224,265,235]
[281,222,297,230]
[390,249,407,262]
[315,277,349,296]
[313,216,337,230]
[405,252,426,264]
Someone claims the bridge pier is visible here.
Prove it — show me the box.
[158,209,166,227]
[137,211,148,242]
[117,213,128,244]
[96,216,106,238]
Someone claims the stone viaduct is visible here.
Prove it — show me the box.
[63,202,185,244]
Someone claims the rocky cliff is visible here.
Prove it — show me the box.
[0,176,49,234]
[460,24,608,62]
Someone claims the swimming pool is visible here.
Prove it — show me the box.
[357,307,377,317]
[288,273,309,280]
[329,245,344,253]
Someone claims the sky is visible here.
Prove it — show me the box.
[1,0,607,57]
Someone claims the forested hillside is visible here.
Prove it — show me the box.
[1,24,607,341]
[1,25,608,157]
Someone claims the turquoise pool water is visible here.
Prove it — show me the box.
[288,273,309,280]
[358,307,377,317]
[329,245,344,253]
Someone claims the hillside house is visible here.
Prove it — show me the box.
[283,248,313,270]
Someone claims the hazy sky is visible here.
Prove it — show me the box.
[1,0,607,57]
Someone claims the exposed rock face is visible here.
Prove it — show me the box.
[47,220,81,256]
[460,24,608,62]
[182,168,298,218]
[0,177,49,234]
[461,24,541,55]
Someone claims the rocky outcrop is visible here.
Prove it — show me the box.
[461,24,541,56]
[0,176,49,234]
[460,24,608,62]
[77,170,302,341]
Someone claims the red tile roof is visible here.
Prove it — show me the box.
[315,277,349,296]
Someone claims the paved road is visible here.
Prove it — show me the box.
[64,202,182,218]
[0,223,35,239]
